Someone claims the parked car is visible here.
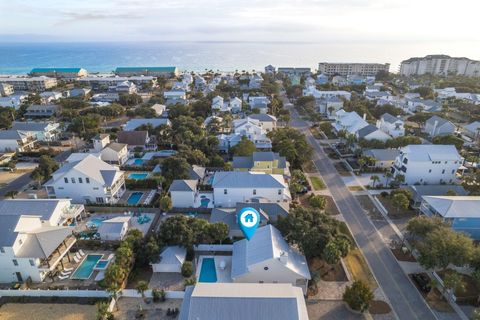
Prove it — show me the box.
[412,273,431,293]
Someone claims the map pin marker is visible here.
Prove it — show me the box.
[238,207,260,240]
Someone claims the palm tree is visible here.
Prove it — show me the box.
[384,171,393,187]
[136,280,149,299]
[5,190,18,199]
[96,301,110,320]
[370,175,380,188]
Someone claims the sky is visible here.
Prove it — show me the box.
[0,0,479,64]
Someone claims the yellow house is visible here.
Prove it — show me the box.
[232,152,290,176]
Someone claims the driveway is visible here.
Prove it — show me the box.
[286,98,438,320]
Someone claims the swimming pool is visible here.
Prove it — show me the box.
[86,218,104,229]
[71,254,103,280]
[199,258,217,282]
[127,192,143,205]
[94,259,110,271]
[128,172,149,180]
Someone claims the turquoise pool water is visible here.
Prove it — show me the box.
[86,218,104,229]
[71,254,103,280]
[133,158,144,166]
[199,258,217,283]
[127,192,143,205]
[94,259,110,270]
[128,172,148,180]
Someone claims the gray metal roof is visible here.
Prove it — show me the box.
[408,185,468,203]
[248,114,277,122]
[364,149,400,161]
[212,172,286,189]
[0,130,27,140]
[105,142,127,152]
[11,122,52,131]
[189,165,206,180]
[231,225,311,280]
[0,199,67,221]
[159,245,186,266]
[381,113,401,124]
[356,124,380,138]
[117,130,148,146]
[98,219,128,236]
[16,226,73,259]
[232,156,253,169]
[169,180,198,192]
[235,200,289,220]
[180,283,308,320]
[426,115,451,127]
[0,215,22,247]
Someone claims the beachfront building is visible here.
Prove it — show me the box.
[180,283,309,320]
[115,66,179,77]
[30,68,87,79]
[11,121,60,141]
[44,155,126,204]
[0,83,14,96]
[400,55,480,77]
[318,62,390,76]
[0,76,57,92]
[0,199,85,282]
[391,144,462,185]
[212,171,290,207]
[419,196,480,239]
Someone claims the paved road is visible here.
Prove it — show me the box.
[286,102,437,320]
[0,149,73,197]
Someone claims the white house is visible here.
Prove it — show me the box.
[231,224,311,294]
[180,283,309,320]
[97,216,130,241]
[151,104,166,117]
[212,96,225,111]
[0,199,84,283]
[229,97,242,113]
[356,124,392,142]
[151,245,186,273]
[425,116,456,137]
[463,121,480,139]
[164,91,187,106]
[316,96,344,117]
[0,130,36,152]
[248,96,269,114]
[376,113,405,138]
[169,180,198,208]
[92,134,129,165]
[44,155,126,204]
[332,109,368,135]
[406,98,442,113]
[218,118,272,152]
[0,83,14,96]
[391,144,462,185]
[212,171,290,208]
[11,121,60,141]
[248,114,277,132]
[116,81,137,94]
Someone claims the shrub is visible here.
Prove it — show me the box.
[152,288,166,302]
[308,194,326,209]
[343,280,374,312]
[181,261,193,278]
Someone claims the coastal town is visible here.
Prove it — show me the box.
[0,54,480,320]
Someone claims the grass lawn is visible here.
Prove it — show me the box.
[310,176,326,190]
[344,248,378,290]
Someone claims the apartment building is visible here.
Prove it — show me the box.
[114,66,179,77]
[400,55,480,77]
[0,83,14,96]
[0,76,57,92]
[391,144,462,185]
[318,62,390,76]
[30,67,88,79]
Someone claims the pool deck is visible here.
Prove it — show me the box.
[76,212,155,236]
[196,255,232,283]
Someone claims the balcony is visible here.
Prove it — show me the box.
[39,234,77,271]
[61,204,85,220]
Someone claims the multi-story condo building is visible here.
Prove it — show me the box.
[114,66,179,77]
[0,83,14,96]
[0,199,85,282]
[318,62,390,76]
[30,67,88,79]
[277,67,311,77]
[0,76,57,92]
[391,144,462,185]
[44,155,126,204]
[400,55,480,77]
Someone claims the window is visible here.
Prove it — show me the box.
[428,169,432,173]
[86,178,90,184]
[0,247,4,253]
[78,177,83,183]
[29,259,35,266]
[442,169,445,174]
[253,189,257,195]
[452,170,455,174]
[224,189,227,195]
[264,266,269,270]
[12,259,18,266]
[278,189,282,195]
[64,177,68,183]
[71,177,75,183]
[96,197,104,203]
[93,187,99,190]
[18,239,22,245]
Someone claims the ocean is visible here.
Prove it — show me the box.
[0,41,412,74]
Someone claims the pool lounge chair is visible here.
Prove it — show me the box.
[75,252,82,260]
[63,267,74,272]
[73,256,81,263]
[58,274,70,280]
[78,249,86,257]
[60,270,72,276]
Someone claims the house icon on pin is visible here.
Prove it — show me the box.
[244,213,254,223]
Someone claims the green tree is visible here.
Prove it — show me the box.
[308,194,326,209]
[230,136,256,156]
[443,271,466,295]
[208,222,229,244]
[269,127,313,169]
[96,301,111,320]
[161,156,190,182]
[343,280,374,313]
[119,93,142,106]
[391,193,409,212]
[432,135,464,151]
[322,237,350,265]
[159,195,173,212]
[30,155,59,183]
[181,261,194,277]
[406,216,447,241]
[136,280,149,298]
[4,190,18,199]
[370,175,380,188]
